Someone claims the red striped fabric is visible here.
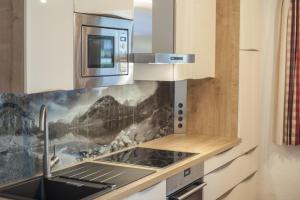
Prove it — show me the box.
[284,0,300,145]
[296,0,300,145]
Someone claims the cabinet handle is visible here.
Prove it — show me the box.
[209,159,235,174]
[240,49,260,52]
[216,171,257,200]
[172,182,207,200]
[216,147,234,156]
[243,146,258,156]
[241,171,257,183]
[217,188,234,200]
[209,146,258,175]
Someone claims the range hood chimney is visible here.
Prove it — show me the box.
[132,0,195,65]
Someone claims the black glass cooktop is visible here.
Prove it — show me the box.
[98,147,196,168]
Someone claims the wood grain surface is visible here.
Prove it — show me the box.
[187,0,240,137]
[0,0,24,92]
[96,134,241,200]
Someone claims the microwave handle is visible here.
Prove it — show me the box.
[170,182,207,200]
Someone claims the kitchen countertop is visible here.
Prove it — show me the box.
[94,134,241,200]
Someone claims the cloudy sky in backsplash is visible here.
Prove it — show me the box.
[0,82,174,186]
[30,81,159,123]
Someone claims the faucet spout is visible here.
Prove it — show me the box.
[39,105,59,179]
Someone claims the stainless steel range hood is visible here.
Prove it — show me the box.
[130,53,195,64]
[132,0,195,65]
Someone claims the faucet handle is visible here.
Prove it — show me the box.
[50,145,60,169]
[53,145,56,157]
[51,145,59,160]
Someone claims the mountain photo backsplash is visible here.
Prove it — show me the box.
[0,82,174,186]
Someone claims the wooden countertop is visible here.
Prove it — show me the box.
[95,134,241,200]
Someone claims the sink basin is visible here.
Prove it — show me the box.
[0,162,155,200]
[0,176,110,200]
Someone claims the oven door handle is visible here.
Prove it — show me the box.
[173,182,207,200]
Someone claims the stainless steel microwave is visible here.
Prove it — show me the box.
[74,13,134,89]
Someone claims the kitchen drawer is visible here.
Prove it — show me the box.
[123,181,166,200]
[204,142,259,175]
[203,148,258,200]
[218,173,258,200]
[204,145,241,175]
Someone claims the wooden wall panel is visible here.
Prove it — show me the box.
[0,0,24,92]
[187,0,240,137]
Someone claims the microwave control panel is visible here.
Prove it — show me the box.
[119,31,129,74]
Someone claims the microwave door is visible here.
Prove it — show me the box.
[81,26,129,77]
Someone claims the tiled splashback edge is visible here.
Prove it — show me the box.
[0,82,174,186]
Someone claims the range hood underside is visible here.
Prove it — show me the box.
[130,53,195,64]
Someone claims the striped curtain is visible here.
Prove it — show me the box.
[274,0,300,145]
[283,0,300,145]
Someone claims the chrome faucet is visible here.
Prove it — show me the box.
[39,105,60,179]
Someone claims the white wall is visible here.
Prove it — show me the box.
[259,0,300,199]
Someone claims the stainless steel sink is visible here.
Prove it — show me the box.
[0,162,155,200]
[0,176,110,200]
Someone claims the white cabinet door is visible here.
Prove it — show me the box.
[221,173,258,200]
[74,0,134,19]
[203,148,258,200]
[204,146,242,175]
[174,0,216,80]
[123,181,166,200]
[240,0,262,50]
[238,51,260,151]
[25,0,74,93]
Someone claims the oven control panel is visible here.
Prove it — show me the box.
[166,162,204,196]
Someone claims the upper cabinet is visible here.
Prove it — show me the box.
[240,0,262,50]
[174,0,216,80]
[0,0,215,93]
[0,0,134,94]
[238,51,260,151]
[0,0,74,94]
[74,0,134,19]
[134,0,216,81]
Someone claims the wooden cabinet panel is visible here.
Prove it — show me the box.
[203,148,258,200]
[0,0,25,92]
[123,181,166,200]
[74,0,134,19]
[240,0,262,50]
[187,0,240,138]
[174,0,216,80]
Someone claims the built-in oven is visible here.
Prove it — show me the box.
[167,163,206,200]
[74,13,134,89]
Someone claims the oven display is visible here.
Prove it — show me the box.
[88,35,114,68]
